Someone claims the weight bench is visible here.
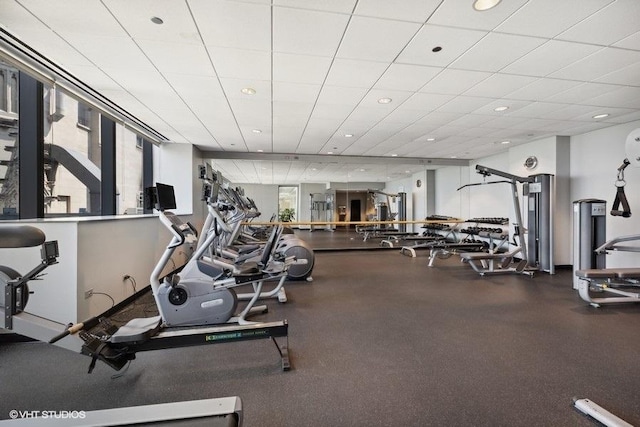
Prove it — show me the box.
[399,236,444,257]
[428,242,486,266]
[380,232,418,247]
[459,249,533,276]
[575,268,640,307]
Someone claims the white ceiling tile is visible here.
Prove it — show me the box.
[437,96,494,114]
[273,82,321,104]
[273,7,349,56]
[56,33,154,70]
[596,62,640,86]
[550,47,640,82]
[163,73,229,115]
[447,114,495,128]
[536,105,601,121]
[63,64,120,92]
[557,0,640,46]
[479,116,534,129]
[273,0,356,14]
[501,40,602,77]
[190,0,270,51]
[324,58,389,88]
[414,111,463,128]
[397,25,487,67]
[451,33,546,73]
[495,0,613,38]
[383,108,427,124]
[106,0,200,44]
[373,64,442,92]
[419,69,491,95]
[19,0,124,36]
[583,87,640,109]
[273,53,333,85]
[464,74,537,98]
[474,99,532,116]
[562,121,616,135]
[226,98,271,126]
[606,110,640,124]
[219,78,271,100]
[613,31,640,50]
[209,47,270,80]
[101,67,168,94]
[359,89,413,109]
[429,0,530,31]
[506,102,566,119]
[544,82,618,104]
[6,29,94,69]
[506,78,583,102]
[354,0,441,23]
[311,103,355,120]
[316,85,368,106]
[347,106,389,125]
[273,101,314,120]
[137,39,215,75]
[337,16,420,62]
[400,93,455,111]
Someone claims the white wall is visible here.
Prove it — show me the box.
[435,166,470,219]
[153,143,194,215]
[571,120,640,267]
[236,183,279,222]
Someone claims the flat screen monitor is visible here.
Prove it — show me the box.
[155,182,177,211]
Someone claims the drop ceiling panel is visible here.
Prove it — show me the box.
[273,102,314,122]
[505,78,582,102]
[56,33,154,70]
[137,39,215,75]
[396,25,487,67]
[273,0,356,14]
[614,31,640,50]
[208,47,270,80]
[107,0,200,44]
[437,96,494,114]
[64,65,120,92]
[585,87,640,109]
[428,0,530,31]
[419,69,491,95]
[373,64,441,92]
[310,103,355,120]
[495,0,613,38]
[596,62,640,86]
[273,82,321,104]
[273,7,349,56]
[359,89,413,108]
[401,93,455,111]
[570,107,636,122]
[464,74,537,98]
[557,0,640,45]
[190,0,271,51]
[273,53,333,85]
[551,47,640,81]
[226,98,271,127]
[536,105,599,121]
[101,66,169,94]
[219,78,271,101]
[163,74,229,115]
[501,40,602,77]
[7,29,94,68]
[353,0,440,23]
[451,33,546,73]
[382,108,427,124]
[324,58,389,88]
[544,82,618,104]
[337,16,420,62]
[506,102,566,119]
[316,85,368,106]
[18,0,124,36]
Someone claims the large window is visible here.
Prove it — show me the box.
[116,125,143,214]
[0,60,19,219]
[278,186,298,222]
[44,87,101,216]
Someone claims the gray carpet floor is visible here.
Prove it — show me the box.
[1,251,639,426]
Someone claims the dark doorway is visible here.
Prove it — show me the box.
[350,199,361,228]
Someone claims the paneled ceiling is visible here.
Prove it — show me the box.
[2,0,640,183]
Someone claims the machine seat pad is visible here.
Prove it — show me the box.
[237,245,260,255]
[0,225,46,248]
[576,268,640,279]
[460,252,508,261]
[235,261,261,276]
[110,315,162,344]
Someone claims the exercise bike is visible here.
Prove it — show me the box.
[50,183,293,372]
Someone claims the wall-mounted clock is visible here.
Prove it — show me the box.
[524,156,538,170]
[416,179,422,188]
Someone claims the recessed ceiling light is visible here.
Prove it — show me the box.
[592,113,609,119]
[262,167,267,170]
[257,149,264,153]
[494,106,509,112]
[344,134,354,138]
[327,151,334,154]
[426,138,435,142]
[391,154,398,157]
[359,168,366,172]
[311,168,317,171]
[241,87,256,95]
[405,170,411,173]
[451,155,458,158]
[151,16,164,24]
[473,0,502,11]
[252,129,262,134]
[378,98,392,104]
[501,140,511,145]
